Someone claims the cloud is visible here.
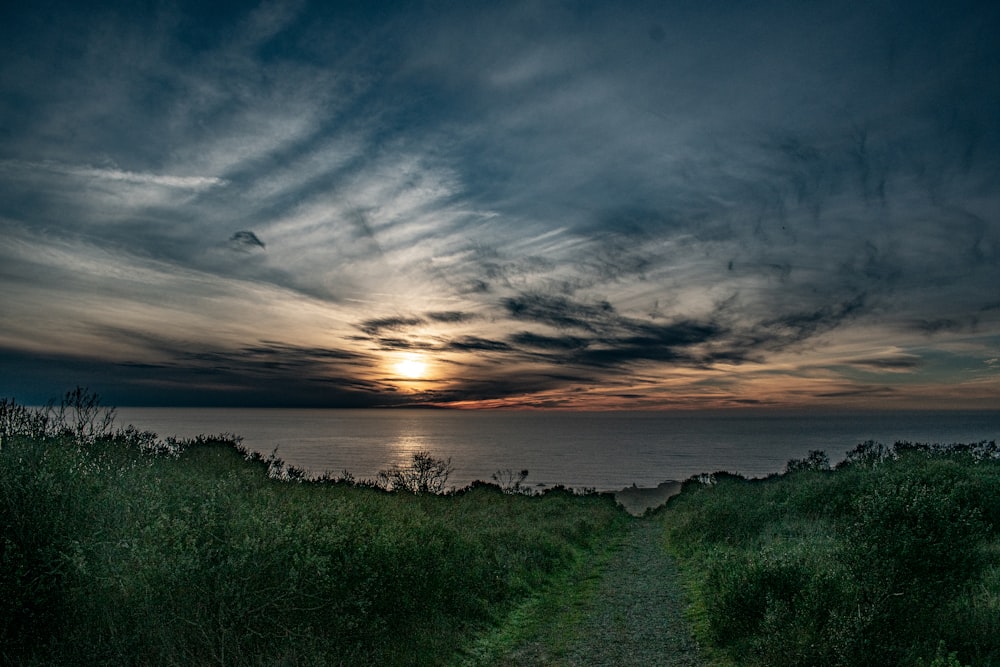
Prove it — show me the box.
[568,320,725,369]
[510,331,588,351]
[502,294,616,333]
[845,355,923,372]
[493,291,730,371]
[750,294,869,350]
[426,310,474,323]
[229,230,266,251]
[814,386,898,399]
[359,316,426,337]
[914,318,971,335]
[414,369,593,407]
[0,0,998,407]
[445,336,512,353]
[0,160,227,190]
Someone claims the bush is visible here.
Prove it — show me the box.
[377,450,454,494]
[703,543,848,666]
[45,386,117,444]
[492,468,531,494]
[0,397,48,442]
[784,449,830,474]
[663,442,1000,667]
[838,439,893,468]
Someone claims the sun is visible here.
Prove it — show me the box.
[394,355,428,380]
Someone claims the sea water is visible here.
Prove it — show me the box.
[114,408,1000,492]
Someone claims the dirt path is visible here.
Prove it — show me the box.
[497,518,702,666]
[562,518,702,666]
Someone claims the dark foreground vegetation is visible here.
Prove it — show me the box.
[4,388,998,666]
[0,390,628,665]
[661,440,1000,667]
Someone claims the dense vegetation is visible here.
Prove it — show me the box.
[660,440,1000,667]
[0,390,629,665]
[5,388,998,665]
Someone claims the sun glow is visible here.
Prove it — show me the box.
[394,355,428,380]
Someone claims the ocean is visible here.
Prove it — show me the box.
[114,408,1000,492]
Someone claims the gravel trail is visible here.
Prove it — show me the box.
[562,518,702,666]
[502,518,702,666]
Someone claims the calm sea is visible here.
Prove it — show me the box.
[114,408,1000,492]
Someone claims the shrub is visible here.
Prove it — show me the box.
[838,439,893,468]
[377,450,454,494]
[916,641,971,667]
[0,397,48,443]
[834,464,988,663]
[663,444,998,667]
[45,386,117,444]
[703,543,848,666]
[492,468,531,494]
[784,449,830,474]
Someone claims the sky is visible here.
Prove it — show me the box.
[1,0,998,409]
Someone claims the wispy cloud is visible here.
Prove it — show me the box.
[0,0,997,407]
[0,160,226,190]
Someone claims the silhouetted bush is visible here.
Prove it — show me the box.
[492,467,531,494]
[45,386,117,443]
[784,449,830,474]
[0,397,48,443]
[837,439,893,468]
[377,450,454,494]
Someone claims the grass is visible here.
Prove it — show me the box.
[453,524,625,665]
[659,440,1000,667]
[0,392,630,666]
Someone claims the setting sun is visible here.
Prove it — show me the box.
[394,355,428,380]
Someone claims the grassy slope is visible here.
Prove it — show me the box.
[0,433,630,666]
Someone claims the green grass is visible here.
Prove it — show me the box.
[0,396,630,666]
[453,523,625,665]
[660,441,1000,667]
